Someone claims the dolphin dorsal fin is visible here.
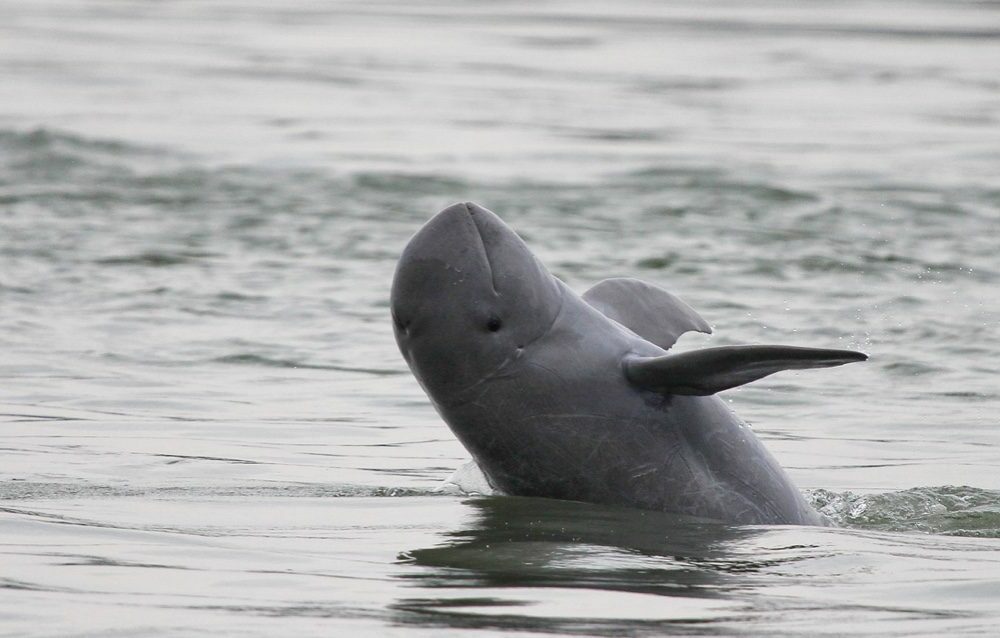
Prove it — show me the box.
[582,278,712,350]
[624,345,868,396]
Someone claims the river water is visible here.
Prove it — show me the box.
[2,1,1000,636]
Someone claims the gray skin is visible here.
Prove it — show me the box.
[391,202,867,526]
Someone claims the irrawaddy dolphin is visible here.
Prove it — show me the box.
[390,202,867,526]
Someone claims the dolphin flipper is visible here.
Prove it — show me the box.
[624,345,868,396]
[583,278,712,350]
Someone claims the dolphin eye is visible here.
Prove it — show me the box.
[486,315,502,332]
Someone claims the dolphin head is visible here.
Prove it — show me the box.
[391,202,563,404]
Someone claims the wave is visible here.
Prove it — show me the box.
[808,486,1000,537]
[0,481,443,501]
[211,353,404,376]
[440,461,1000,537]
[5,474,999,538]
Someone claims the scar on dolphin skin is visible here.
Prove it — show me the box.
[391,202,867,525]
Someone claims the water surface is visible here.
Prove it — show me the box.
[2,1,1000,635]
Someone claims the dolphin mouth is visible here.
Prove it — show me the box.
[463,202,499,295]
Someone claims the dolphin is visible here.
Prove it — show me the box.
[390,202,867,525]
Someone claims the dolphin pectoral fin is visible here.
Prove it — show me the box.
[582,278,712,350]
[624,345,868,395]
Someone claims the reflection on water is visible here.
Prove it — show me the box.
[395,497,758,633]
[394,496,1000,635]
[400,496,755,589]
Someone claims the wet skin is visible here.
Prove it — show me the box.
[391,203,866,525]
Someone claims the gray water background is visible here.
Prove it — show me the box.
[2,1,1000,635]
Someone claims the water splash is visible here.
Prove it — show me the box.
[809,486,1000,537]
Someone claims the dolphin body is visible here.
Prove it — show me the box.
[391,203,867,525]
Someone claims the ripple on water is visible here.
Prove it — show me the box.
[810,486,1000,537]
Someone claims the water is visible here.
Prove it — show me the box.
[1,0,999,635]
